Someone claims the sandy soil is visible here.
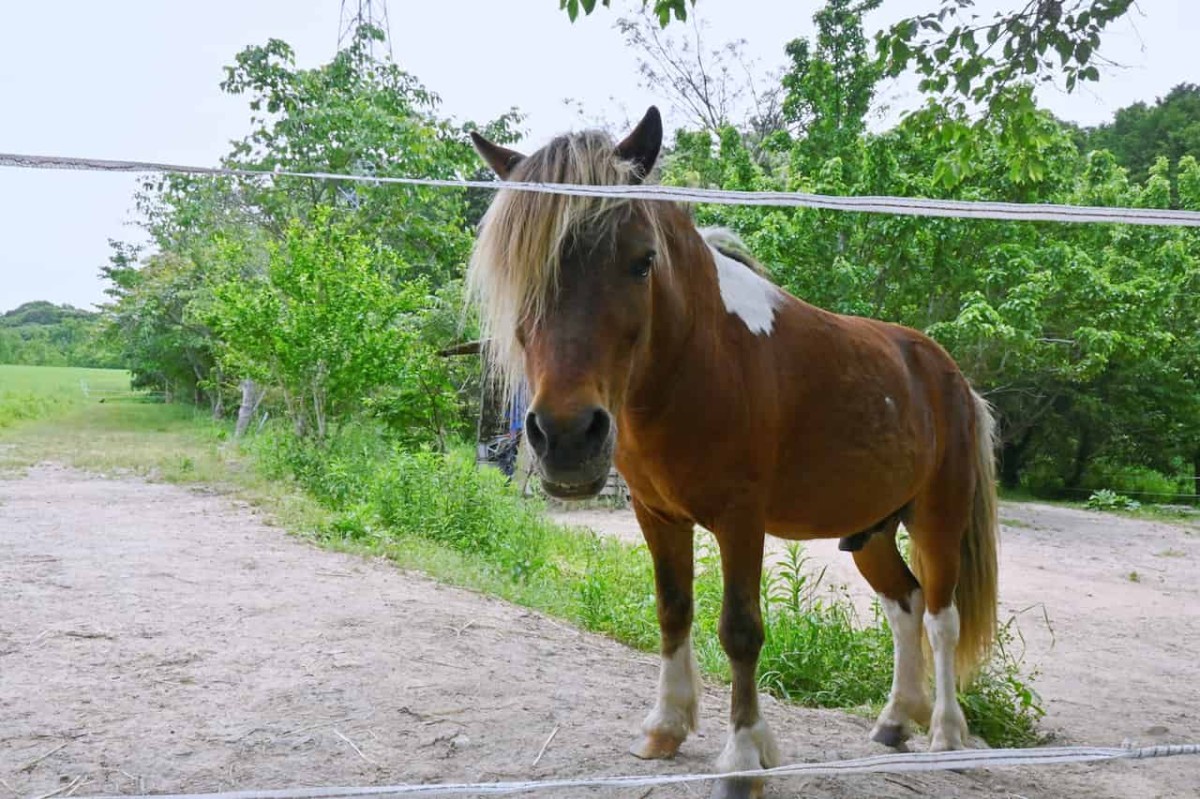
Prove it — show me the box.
[2,465,1197,799]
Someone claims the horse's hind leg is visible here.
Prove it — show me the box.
[908,488,973,751]
[629,499,700,760]
[851,522,931,748]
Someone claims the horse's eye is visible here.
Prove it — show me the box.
[631,250,656,279]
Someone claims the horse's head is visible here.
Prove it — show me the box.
[468,107,666,499]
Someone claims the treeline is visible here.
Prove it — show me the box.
[97,11,1197,501]
[0,301,122,368]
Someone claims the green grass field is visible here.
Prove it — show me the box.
[0,364,135,429]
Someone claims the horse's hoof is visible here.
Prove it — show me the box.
[629,731,684,760]
[870,723,910,750]
[929,733,966,753]
[709,777,764,799]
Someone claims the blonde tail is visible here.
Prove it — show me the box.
[954,390,1001,681]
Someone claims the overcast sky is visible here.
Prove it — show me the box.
[1,0,1197,314]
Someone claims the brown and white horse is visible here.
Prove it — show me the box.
[468,107,999,799]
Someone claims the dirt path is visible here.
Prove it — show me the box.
[2,466,1196,799]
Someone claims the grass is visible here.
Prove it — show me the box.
[0,364,137,430]
[1,365,1046,748]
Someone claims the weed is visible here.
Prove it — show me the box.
[1087,489,1141,512]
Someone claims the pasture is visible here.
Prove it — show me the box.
[0,365,132,429]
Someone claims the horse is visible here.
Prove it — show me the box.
[467,106,999,799]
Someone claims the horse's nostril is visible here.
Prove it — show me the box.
[585,409,610,443]
[525,411,548,457]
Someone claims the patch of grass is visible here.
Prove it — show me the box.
[3,399,1045,748]
[1127,570,1142,583]
[0,398,331,535]
[0,364,135,430]
[1000,517,1035,530]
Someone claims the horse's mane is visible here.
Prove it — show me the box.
[467,129,674,402]
[699,227,772,279]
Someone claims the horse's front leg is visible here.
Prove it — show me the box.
[711,514,779,799]
[629,498,700,760]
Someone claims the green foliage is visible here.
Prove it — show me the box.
[216,24,512,283]
[879,1,1134,109]
[874,1,1136,186]
[205,211,460,444]
[1076,83,1200,192]
[780,0,882,180]
[958,618,1046,748]
[757,545,893,708]
[1,301,94,327]
[104,20,507,436]
[1086,488,1141,511]
[0,302,122,368]
[560,0,693,26]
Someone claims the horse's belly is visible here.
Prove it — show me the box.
[762,450,921,538]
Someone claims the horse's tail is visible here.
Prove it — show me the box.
[913,389,1000,683]
[953,390,1001,682]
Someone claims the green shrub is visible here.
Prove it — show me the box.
[1082,459,1185,502]
[1086,488,1142,511]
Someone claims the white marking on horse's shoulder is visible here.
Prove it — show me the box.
[707,245,783,336]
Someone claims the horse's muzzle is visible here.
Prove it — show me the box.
[525,405,615,500]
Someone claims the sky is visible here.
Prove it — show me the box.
[1,0,1198,314]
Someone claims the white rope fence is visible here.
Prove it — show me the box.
[60,743,1200,799]
[5,152,1200,227]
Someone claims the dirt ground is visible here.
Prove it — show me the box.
[2,466,1198,799]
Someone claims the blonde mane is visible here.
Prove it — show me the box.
[466,130,672,402]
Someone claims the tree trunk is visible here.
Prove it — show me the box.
[234,379,266,439]
[999,429,1033,490]
[1066,425,1095,492]
[1193,449,1200,505]
[210,366,225,420]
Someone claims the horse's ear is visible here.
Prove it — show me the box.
[616,106,663,183]
[470,131,525,180]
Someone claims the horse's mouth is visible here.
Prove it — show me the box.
[540,472,609,500]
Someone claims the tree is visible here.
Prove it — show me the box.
[561,1,1137,110]
[563,0,1140,187]
[616,11,785,140]
[218,23,516,284]
[1079,83,1200,190]
[780,0,882,177]
[205,210,460,445]
[111,20,518,435]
